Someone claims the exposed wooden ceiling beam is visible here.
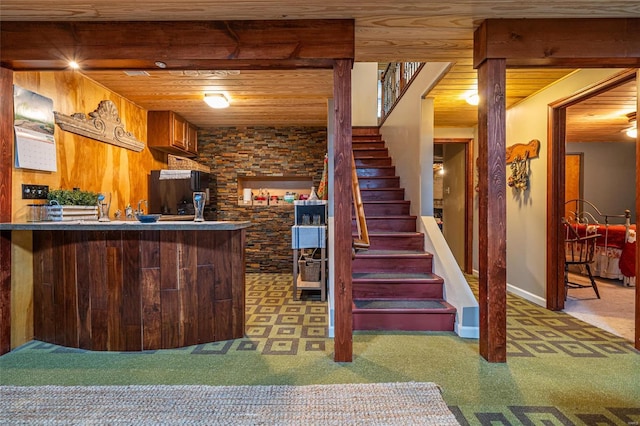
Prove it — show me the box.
[1,20,355,71]
[474,18,640,68]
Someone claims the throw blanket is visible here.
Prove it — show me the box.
[572,223,635,250]
[0,382,460,425]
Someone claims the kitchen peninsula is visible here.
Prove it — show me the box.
[0,220,251,352]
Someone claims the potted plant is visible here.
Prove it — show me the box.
[46,188,100,221]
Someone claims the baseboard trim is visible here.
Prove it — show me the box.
[506,284,546,307]
[455,323,479,339]
[471,268,546,307]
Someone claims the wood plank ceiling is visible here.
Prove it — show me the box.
[1,1,638,140]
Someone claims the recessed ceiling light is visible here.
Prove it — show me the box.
[68,61,80,69]
[154,61,167,69]
[204,93,230,109]
[123,70,150,76]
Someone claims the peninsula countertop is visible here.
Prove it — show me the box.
[0,220,252,231]
[11,218,250,352]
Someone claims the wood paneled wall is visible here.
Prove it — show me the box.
[12,71,166,221]
[9,70,167,350]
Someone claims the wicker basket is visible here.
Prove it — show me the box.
[298,258,321,282]
[168,155,211,173]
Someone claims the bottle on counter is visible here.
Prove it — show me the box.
[308,186,319,201]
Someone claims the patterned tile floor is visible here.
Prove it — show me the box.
[243,273,330,355]
[11,273,640,425]
[244,273,635,359]
[21,273,635,358]
[466,274,635,359]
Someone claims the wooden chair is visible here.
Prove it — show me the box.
[563,217,601,299]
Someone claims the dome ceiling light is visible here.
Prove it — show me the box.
[204,93,230,109]
[465,92,479,106]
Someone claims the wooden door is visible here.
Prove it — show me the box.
[565,153,582,218]
[442,143,466,269]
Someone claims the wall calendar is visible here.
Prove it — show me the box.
[13,85,57,172]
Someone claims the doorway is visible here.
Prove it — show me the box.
[434,138,473,274]
[547,69,638,344]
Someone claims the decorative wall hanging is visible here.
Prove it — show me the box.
[507,151,530,191]
[505,139,540,164]
[506,139,539,192]
[54,100,144,152]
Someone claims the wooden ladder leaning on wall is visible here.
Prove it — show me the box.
[352,152,370,257]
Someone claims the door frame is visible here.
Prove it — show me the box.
[434,138,473,274]
[546,69,637,311]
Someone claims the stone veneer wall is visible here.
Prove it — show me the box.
[197,127,327,273]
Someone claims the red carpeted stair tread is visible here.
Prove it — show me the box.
[353,272,441,281]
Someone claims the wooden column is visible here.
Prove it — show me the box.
[0,66,13,355]
[546,106,567,311]
[333,59,353,362]
[476,58,507,363]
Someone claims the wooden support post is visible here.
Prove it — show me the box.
[546,106,567,311]
[475,18,640,353]
[476,58,507,363]
[0,66,13,355]
[333,59,353,362]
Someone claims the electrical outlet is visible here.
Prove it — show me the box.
[22,184,49,200]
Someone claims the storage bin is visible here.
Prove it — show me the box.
[299,258,321,282]
[46,204,99,221]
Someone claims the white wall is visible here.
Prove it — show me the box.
[566,141,636,222]
[380,62,451,216]
[381,64,480,338]
[505,69,623,303]
[435,128,476,139]
[351,63,379,126]
[326,99,335,337]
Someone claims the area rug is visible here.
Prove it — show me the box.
[0,382,459,425]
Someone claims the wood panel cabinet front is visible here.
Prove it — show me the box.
[172,113,187,150]
[32,229,246,351]
[148,111,197,157]
[187,123,198,155]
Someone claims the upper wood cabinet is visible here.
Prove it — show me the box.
[148,111,198,157]
[186,122,198,155]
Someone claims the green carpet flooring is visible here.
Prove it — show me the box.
[1,273,638,425]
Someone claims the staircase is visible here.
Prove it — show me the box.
[351,127,456,331]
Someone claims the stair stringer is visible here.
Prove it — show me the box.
[420,216,479,339]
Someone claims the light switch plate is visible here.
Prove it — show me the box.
[22,184,49,200]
